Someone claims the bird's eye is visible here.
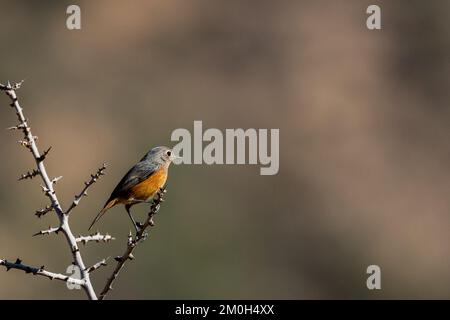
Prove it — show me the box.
[166,151,172,157]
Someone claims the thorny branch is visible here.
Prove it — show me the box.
[76,232,115,244]
[18,169,40,181]
[33,226,61,237]
[35,205,54,218]
[66,165,107,215]
[99,187,167,300]
[1,81,168,300]
[0,81,110,300]
[85,258,109,274]
[0,258,85,286]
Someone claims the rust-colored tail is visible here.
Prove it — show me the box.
[88,198,117,230]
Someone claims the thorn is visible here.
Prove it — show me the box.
[51,176,63,185]
[37,146,52,162]
[6,80,24,90]
[18,140,31,149]
[7,123,29,131]
[40,185,51,195]
[15,258,22,265]
[33,226,60,237]
[35,205,53,218]
[72,198,80,207]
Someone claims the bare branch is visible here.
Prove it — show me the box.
[66,164,107,215]
[0,258,84,286]
[1,82,98,299]
[33,226,61,237]
[85,258,109,273]
[99,187,167,300]
[76,232,115,245]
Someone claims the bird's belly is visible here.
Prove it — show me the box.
[128,168,167,202]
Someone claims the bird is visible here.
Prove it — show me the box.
[89,146,178,232]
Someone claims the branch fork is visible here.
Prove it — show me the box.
[1,81,168,300]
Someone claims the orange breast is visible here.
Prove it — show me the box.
[128,168,168,201]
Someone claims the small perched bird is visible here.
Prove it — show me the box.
[89,146,177,231]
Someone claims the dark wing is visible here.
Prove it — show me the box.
[107,161,159,201]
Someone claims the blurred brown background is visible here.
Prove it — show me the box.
[0,0,449,299]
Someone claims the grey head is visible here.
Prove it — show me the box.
[140,146,177,166]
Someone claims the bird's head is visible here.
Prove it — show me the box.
[142,146,179,165]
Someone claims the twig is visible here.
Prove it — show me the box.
[51,176,63,185]
[1,81,99,299]
[85,258,109,273]
[76,232,115,244]
[33,226,61,237]
[18,169,40,181]
[0,80,24,91]
[0,258,85,286]
[98,187,167,300]
[35,205,54,218]
[66,164,107,215]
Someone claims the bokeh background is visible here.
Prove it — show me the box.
[0,0,449,299]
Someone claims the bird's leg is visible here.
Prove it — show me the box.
[125,204,141,233]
